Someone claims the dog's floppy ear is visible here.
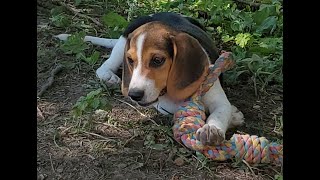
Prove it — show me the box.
[121,38,132,96]
[167,33,209,101]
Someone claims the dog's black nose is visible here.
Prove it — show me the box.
[128,89,144,101]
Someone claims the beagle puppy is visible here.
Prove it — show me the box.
[57,12,244,145]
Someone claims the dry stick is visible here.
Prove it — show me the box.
[144,149,152,165]
[52,0,104,27]
[82,131,117,142]
[122,134,138,147]
[242,159,256,175]
[113,97,160,126]
[38,64,63,97]
[37,106,45,120]
[49,153,55,173]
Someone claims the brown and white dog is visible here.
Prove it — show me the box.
[56,12,244,145]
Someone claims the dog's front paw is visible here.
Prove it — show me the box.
[196,124,225,145]
[96,68,121,85]
[230,105,245,127]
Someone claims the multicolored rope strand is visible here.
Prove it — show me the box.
[172,52,283,164]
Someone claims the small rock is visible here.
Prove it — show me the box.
[274,96,282,101]
[253,105,260,109]
[237,169,245,173]
[174,157,184,166]
[117,163,127,169]
[38,174,47,180]
[56,166,64,173]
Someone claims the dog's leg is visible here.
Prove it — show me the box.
[196,79,244,145]
[55,34,119,48]
[95,36,126,84]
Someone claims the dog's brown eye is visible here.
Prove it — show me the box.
[127,57,134,65]
[150,57,165,68]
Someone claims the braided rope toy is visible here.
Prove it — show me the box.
[172,52,283,164]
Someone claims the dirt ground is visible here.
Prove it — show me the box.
[37,2,283,180]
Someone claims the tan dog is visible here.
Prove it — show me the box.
[57,12,244,145]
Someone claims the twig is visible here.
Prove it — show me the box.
[122,134,138,147]
[113,97,160,126]
[38,64,63,97]
[113,97,146,117]
[82,131,117,142]
[144,149,152,165]
[52,0,103,27]
[37,106,45,121]
[49,153,55,173]
[234,0,261,7]
[192,154,212,172]
[53,133,62,149]
[242,159,255,175]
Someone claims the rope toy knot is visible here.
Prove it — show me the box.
[172,52,283,165]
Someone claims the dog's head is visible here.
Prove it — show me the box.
[122,22,210,106]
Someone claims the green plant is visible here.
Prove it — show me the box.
[50,14,71,28]
[143,124,173,151]
[102,12,129,38]
[72,88,112,117]
[59,31,100,65]
[275,174,283,180]
[49,6,70,28]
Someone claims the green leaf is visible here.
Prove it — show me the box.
[239,12,254,29]
[249,37,282,55]
[230,20,244,32]
[222,35,234,42]
[71,88,111,117]
[216,26,222,34]
[60,32,88,54]
[255,16,277,34]
[253,5,277,26]
[259,37,282,49]
[79,101,88,111]
[231,46,247,59]
[274,175,283,180]
[76,52,86,60]
[89,51,100,65]
[210,15,223,25]
[50,6,66,16]
[102,12,128,28]
[75,0,82,6]
[50,14,70,28]
[91,98,100,109]
[235,33,251,48]
[87,88,102,99]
